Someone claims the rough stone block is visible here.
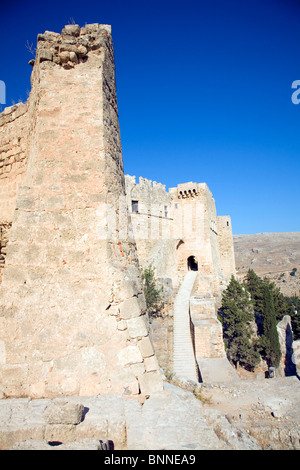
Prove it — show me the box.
[144,355,159,372]
[69,52,78,64]
[138,336,155,358]
[137,293,147,312]
[10,438,105,450]
[15,195,35,210]
[118,346,143,367]
[44,400,84,425]
[1,364,28,385]
[10,439,53,450]
[44,424,76,444]
[39,50,53,62]
[117,320,127,331]
[77,44,88,57]
[126,316,148,338]
[58,51,70,63]
[138,371,163,397]
[85,23,100,34]
[0,340,6,364]
[119,297,141,320]
[62,24,81,37]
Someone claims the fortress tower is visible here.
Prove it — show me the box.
[124,176,236,381]
[125,176,235,295]
[0,24,162,398]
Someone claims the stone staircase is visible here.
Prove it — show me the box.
[190,295,240,383]
[173,271,199,382]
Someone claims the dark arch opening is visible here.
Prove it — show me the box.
[187,256,198,271]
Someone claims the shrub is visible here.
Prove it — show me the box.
[141,264,164,318]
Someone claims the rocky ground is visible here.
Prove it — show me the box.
[233,232,300,296]
[1,372,299,451]
[200,375,300,450]
[2,233,300,452]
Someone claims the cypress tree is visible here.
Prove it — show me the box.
[221,276,260,371]
[260,283,282,369]
[262,277,292,321]
[245,269,292,321]
[244,269,264,314]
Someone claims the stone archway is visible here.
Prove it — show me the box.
[187,256,198,271]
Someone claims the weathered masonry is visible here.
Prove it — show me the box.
[125,176,236,382]
[0,24,163,398]
[125,175,235,294]
[0,23,237,397]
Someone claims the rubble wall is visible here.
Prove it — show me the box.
[0,102,29,281]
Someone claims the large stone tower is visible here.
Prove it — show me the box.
[0,24,162,398]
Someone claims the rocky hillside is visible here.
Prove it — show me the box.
[233,232,300,296]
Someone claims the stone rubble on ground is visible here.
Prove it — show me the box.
[1,376,299,450]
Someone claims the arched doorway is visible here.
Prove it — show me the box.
[187,256,198,271]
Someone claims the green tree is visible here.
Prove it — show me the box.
[245,269,292,320]
[260,283,282,369]
[244,269,264,314]
[221,276,260,371]
[262,277,292,321]
[141,264,164,317]
[286,295,300,340]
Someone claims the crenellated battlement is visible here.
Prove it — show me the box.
[124,173,235,293]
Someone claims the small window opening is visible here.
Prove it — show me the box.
[164,205,168,217]
[132,200,139,213]
[187,256,198,271]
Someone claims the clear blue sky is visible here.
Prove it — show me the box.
[1,0,300,234]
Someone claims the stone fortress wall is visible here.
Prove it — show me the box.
[125,175,176,284]
[0,24,163,399]
[0,23,236,398]
[0,103,29,281]
[125,175,235,295]
[125,175,236,378]
[1,24,299,454]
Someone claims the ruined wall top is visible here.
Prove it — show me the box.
[30,23,112,70]
[0,22,165,399]
[0,23,112,120]
[0,102,28,127]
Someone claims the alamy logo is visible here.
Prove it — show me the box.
[0,80,5,105]
[291,80,300,104]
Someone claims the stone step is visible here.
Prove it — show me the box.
[173,271,199,382]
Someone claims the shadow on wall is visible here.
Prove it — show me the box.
[285,322,299,379]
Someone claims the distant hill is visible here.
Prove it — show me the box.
[233,232,300,297]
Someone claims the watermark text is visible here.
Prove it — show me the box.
[0,80,5,105]
[291,80,300,104]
